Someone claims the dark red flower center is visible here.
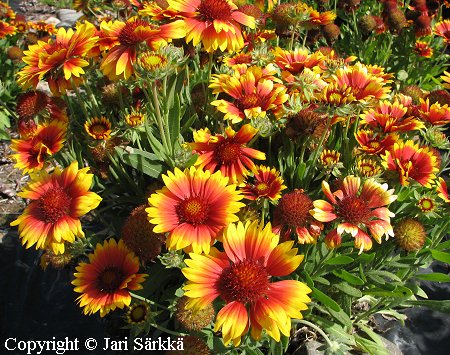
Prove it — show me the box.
[39,187,72,224]
[198,0,233,22]
[129,304,148,323]
[217,259,269,304]
[215,141,241,163]
[255,182,269,195]
[97,267,125,293]
[238,93,262,109]
[277,190,313,227]
[336,196,371,224]
[118,20,151,46]
[176,196,209,225]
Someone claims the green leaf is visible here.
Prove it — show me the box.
[168,95,181,146]
[311,287,341,312]
[118,148,165,178]
[435,239,450,251]
[415,273,450,282]
[355,324,389,355]
[325,256,354,265]
[309,315,355,346]
[404,300,450,314]
[430,250,450,264]
[356,252,375,264]
[333,269,365,285]
[334,282,362,298]
[367,270,402,282]
[364,285,412,298]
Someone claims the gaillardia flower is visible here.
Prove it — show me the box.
[381,140,439,188]
[273,189,323,244]
[11,161,102,254]
[210,68,288,123]
[99,17,185,80]
[182,220,311,346]
[360,100,424,133]
[189,124,266,183]
[241,165,286,201]
[10,120,67,173]
[147,166,244,254]
[436,177,450,203]
[84,116,112,140]
[72,239,147,317]
[167,0,256,53]
[17,22,98,95]
[434,19,450,44]
[311,176,397,253]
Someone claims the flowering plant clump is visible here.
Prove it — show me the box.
[3,0,450,353]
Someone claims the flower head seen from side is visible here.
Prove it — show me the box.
[10,120,67,174]
[441,71,450,90]
[147,166,244,254]
[182,220,311,346]
[241,165,286,202]
[381,140,439,188]
[311,176,397,253]
[434,19,450,44]
[436,177,450,204]
[189,124,266,184]
[414,41,433,58]
[167,0,255,53]
[11,161,102,254]
[72,239,147,317]
[273,189,323,244]
[99,17,185,80]
[210,69,288,123]
[360,100,425,133]
[355,129,398,156]
[17,22,98,95]
[84,116,112,140]
[416,98,450,126]
[0,20,16,38]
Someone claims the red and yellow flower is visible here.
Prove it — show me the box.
[72,239,147,317]
[311,176,397,253]
[436,177,450,203]
[167,0,255,53]
[10,120,67,173]
[147,166,244,254]
[273,189,323,244]
[416,98,450,126]
[241,165,286,201]
[355,129,398,155]
[17,22,98,95]
[332,63,391,103]
[414,41,433,58]
[210,69,288,123]
[99,17,184,80]
[189,124,266,183]
[10,161,102,254]
[273,47,324,76]
[182,220,311,346]
[441,71,450,90]
[434,19,450,44]
[84,116,112,140]
[360,100,424,133]
[0,20,16,38]
[381,140,439,188]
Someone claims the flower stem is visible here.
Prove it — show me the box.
[150,323,187,337]
[293,319,334,348]
[130,292,171,311]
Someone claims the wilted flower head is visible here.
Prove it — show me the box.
[394,218,426,252]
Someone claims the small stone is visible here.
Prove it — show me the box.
[45,16,61,26]
[56,9,83,27]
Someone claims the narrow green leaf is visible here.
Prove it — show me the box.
[311,287,341,312]
[168,95,181,146]
[415,273,450,282]
[119,149,164,178]
[430,250,450,264]
[325,256,354,265]
[404,300,450,314]
[356,252,375,264]
[309,315,355,346]
[367,270,402,282]
[334,282,362,298]
[333,269,365,285]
